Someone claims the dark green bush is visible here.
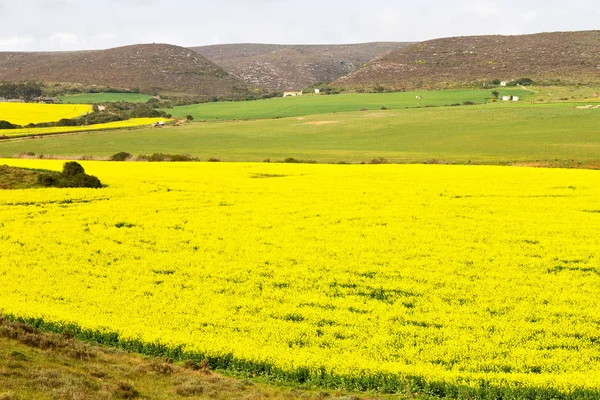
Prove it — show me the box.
[516,77,534,86]
[0,120,18,129]
[110,152,132,161]
[62,162,85,177]
[37,173,58,187]
[37,162,102,188]
[61,173,102,188]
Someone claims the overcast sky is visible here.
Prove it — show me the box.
[1,0,598,51]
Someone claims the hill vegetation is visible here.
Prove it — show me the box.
[192,42,412,91]
[0,44,250,98]
[335,31,600,90]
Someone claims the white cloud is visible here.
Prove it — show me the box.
[48,33,82,50]
[0,0,597,51]
[0,36,35,51]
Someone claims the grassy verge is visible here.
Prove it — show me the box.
[1,315,597,400]
[0,165,44,189]
[0,316,395,400]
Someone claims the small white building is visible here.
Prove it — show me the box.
[97,105,106,112]
[283,91,303,97]
[502,96,511,101]
[314,89,320,94]
[500,81,508,87]
[512,96,520,101]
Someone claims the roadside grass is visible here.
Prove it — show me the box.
[0,165,41,189]
[58,93,154,104]
[0,316,397,400]
[2,102,599,168]
[165,88,532,121]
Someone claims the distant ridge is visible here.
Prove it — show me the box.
[191,42,412,91]
[334,31,600,90]
[0,44,249,97]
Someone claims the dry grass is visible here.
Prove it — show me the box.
[0,317,403,400]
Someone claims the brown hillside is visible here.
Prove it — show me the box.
[0,44,249,97]
[334,31,600,90]
[191,43,412,91]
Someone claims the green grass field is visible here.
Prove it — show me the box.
[58,93,154,103]
[166,88,531,121]
[2,102,599,167]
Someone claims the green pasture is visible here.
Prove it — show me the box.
[166,88,531,121]
[59,93,154,104]
[2,102,599,167]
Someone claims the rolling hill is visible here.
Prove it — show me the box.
[334,31,600,90]
[0,44,250,97]
[191,42,412,91]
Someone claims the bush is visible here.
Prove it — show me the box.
[61,173,102,188]
[0,120,17,129]
[37,174,58,187]
[170,154,194,162]
[62,162,85,177]
[185,115,193,122]
[110,152,132,161]
[516,78,534,86]
[463,101,476,105]
[369,157,389,164]
[37,162,102,188]
[283,157,317,164]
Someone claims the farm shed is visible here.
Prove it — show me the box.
[502,96,511,101]
[512,96,520,101]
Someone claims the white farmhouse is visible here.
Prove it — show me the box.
[512,96,520,101]
[314,89,320,94]
[500,81,508,87]
[502,96,511,101]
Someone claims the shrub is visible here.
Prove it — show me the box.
[0,120,17,129]
[185,115,193,122]
[37,174,58,187]
[37,162,102,189]
[283,157,317,164]
[148,153,168,162]
[369,157,389,164]
[110,152,132,161]
[170,154,194,162]
[62,162,85,177]
[62,173,102,189]
[516,78,534,86]
[463,101,476,105]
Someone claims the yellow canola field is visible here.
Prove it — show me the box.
[1,160,599,394]
[0,102,93,125]
[0,118,169,137]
